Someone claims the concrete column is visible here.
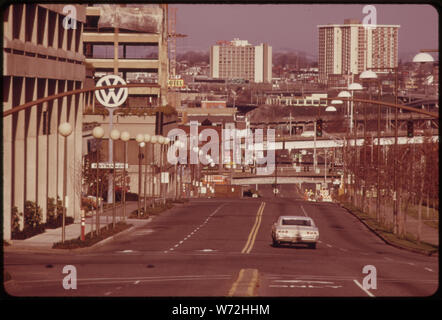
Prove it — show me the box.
[37,78,49,223]
[3,76,13,241]
[57,80,67,200]
[47,80,58,206]
[66,81,75,219]
[25,78,38,206]
[72,82,83,222]
[13,77,26,230]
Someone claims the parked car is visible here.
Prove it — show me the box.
[271,216,319,249]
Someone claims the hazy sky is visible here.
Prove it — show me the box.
[173,4,438,61]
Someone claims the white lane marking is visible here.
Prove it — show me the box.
[104,291,112,296]
[300,205,309,217]
[134,281,140,285]
[166,203,226,252]
[339,248,348,252]
[424,267,434,272]
[407,262,415,266]
[326,244,332,248]
[353,279,375,297]
[384,257,394,261]
[274,280,334,284]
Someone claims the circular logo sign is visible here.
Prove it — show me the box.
[95,75,129,108]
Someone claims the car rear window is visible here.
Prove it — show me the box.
[282,219,311,226]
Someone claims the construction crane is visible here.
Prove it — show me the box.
[168,7,187,77]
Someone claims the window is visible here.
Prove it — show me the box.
[12,4,24,39]
[47,10,56,47]
[124,44,158,59]
[282,219,312,226]
[25,4,36,42]
[91,44,123,59]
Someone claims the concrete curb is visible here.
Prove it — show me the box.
[4,218,153,254]
[339,202,438,257]
[57,218,153,253]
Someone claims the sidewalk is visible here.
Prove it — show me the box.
[404,214,439,247]
[4,201,151,253]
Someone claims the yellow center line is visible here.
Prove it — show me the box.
[228,268,259,297]
[227,269,245,296]
[241,202,266,254]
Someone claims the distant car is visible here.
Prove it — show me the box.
[271,216,319,249]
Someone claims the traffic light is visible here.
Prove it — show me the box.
[407,120,414,137]
[316,119,323,137]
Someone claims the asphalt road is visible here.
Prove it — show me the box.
[4,184,439,299]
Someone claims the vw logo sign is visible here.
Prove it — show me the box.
[95,75,129,108]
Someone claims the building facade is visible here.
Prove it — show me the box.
[210,38,272,83]
[3,4,86,241]
[318,19,399,85]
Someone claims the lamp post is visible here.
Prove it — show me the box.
[136,133,145,216]
[150,135,159,206]
[338,90,351,121]
[143,134,151,212]
[164,137,171,201]
[58,122,73,243]
[110,129,120,228]
[92,126,105,235]
[157,136,165,204]
[412,52,435,97]
[348,83,363,134]
[120,131,130,222]
[360,70,379,219]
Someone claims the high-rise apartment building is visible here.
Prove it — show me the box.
[210,38,272,83]
[318,19,399,85]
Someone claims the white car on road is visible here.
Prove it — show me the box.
[271,216,319,249]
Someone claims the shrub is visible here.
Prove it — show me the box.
[46,197,74,229]
[12,201,46,239]
[24,201,42,229]
[11,206,22,234]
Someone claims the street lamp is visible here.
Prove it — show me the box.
[136,133,145,216]
[110,129,120,228]
[92,126,105,235]
[160,136,170,203]
[120,131,130,222]
[413,52,435,97]
[150,135,159,205]
[412,52,434,63]
[325,106,337,112]
[360,70,379,219]
[58,122,73,243]
[143,134,151,213]
[348,82,363,134]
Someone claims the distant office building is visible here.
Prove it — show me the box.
[318,19,399,85]
[210,38,272,83]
